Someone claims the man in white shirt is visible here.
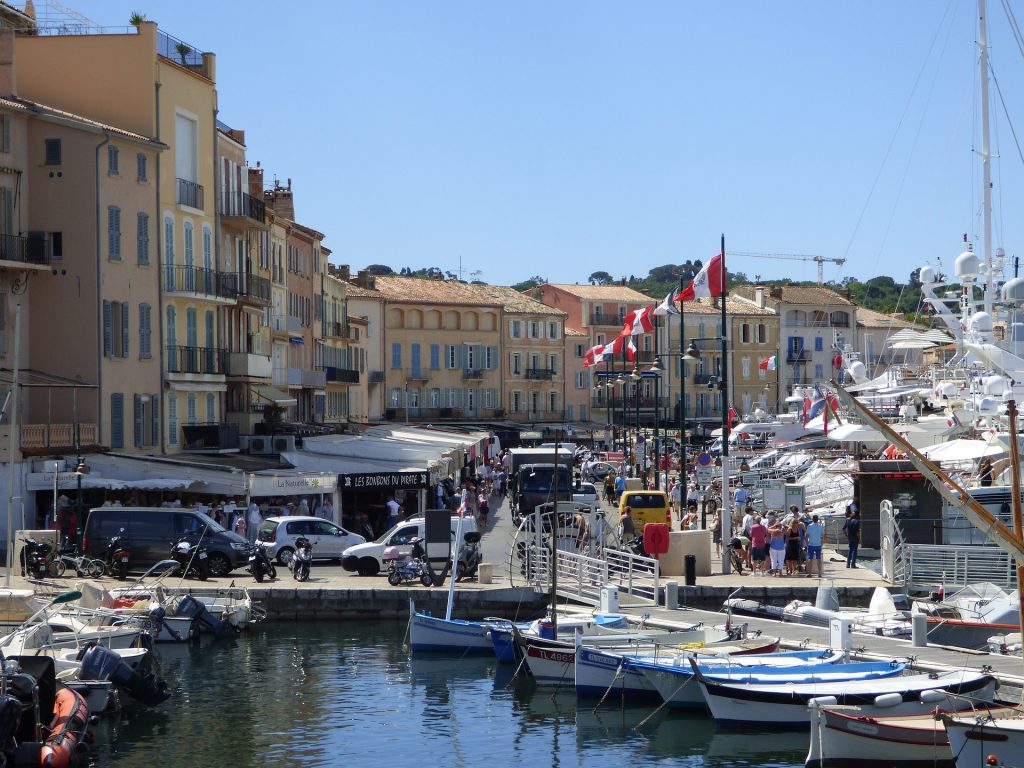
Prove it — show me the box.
[247,501,262,545]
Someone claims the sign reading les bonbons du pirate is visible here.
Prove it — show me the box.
[341,472,430,490]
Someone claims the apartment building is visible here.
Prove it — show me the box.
[16,21,228,452]
[564,327,591,427]
[320,265,361,425]
[372,275,502,421]
[337,267,384,422]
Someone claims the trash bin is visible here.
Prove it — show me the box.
[684,554,697,586]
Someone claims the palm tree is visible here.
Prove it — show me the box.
[175,42,192,65]
[128,12,146,27]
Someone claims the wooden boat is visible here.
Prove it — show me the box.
[694,663,997,727]
[940,708,1024,768]
[574,636,785,699]
[489,613,631,662]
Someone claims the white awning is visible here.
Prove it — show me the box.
[251,386,297,407]
[168,381,228,393]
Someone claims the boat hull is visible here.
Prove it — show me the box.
[409,612,500,653]
[942,711,1024,768]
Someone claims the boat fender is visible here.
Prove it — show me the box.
[873,693,903,708]
[919,689,948,704]
[808,696,837,708]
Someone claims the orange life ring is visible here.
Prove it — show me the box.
[39,687,89,768]
[643,523,671,556]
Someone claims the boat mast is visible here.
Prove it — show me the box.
[979,0,995,316]
[1006,399,1024,656]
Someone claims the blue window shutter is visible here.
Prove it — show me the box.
[430,344,440,370]
[137,212,149,265]
[110,393,124,449]
[102,300,112,357]
[108,206,121,261]
[167,395,178,446]
[121,302,129,358]
[391,342,401,369]
[151,394,159,447]
[133,394,142,448]
[457,344,465,369]
[139,303,151,359]
[488,345,498,370]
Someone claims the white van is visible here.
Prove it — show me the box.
[340,515,477,576]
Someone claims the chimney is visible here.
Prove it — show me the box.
[247,166,263,198]
[754,286,765,308]
[264,184,295,221]
[336,264,351,281]
[770,286,783,299]
[356,269,372,289]
[0,29,16,97]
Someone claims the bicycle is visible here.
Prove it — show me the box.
[54,546,105,578]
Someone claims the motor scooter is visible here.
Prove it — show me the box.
[170,537,209,580]
[289,537,312,582]
[104,529,131,580]
[19,537,56,578]
[384,538,433,586]
[248,544,277,582]
[454,531,482,580]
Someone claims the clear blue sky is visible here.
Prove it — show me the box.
[61,1,1024,288]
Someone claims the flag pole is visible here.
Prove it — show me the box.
[678,279,686,512]
[719,234,732,574]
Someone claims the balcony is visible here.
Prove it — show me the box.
[323,321,348,339]
[787,350,811,362]
[289,368,326,389]
[177,178,204,210]
[181,422,239,452]
[271,315,303,337]
[228,352,272,379]
[463,369,485,380]
[404,368,430,382]
[591,311,625,326]
[230,273,271,306]
[163,265,235,301]
[218,190,266,224]
[525,367,555,380]
[0,233,49,268]
[166,345,229,375]
[16,423,99,457]
[324,366,360,384]
[368,371,385,384]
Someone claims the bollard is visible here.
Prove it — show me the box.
[665,580,679,610]
[912,612,928,647]
[477,563,493,584]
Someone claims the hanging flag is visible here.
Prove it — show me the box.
[607,334,636,363]
[947,411,960,428]
[619,305,655,338]
[802,393,812,426]
[728,406,738,426]
[758,354,777,371]
[652,290,679,317]
[676,252,726,302]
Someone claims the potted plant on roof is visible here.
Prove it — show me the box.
[175,42,192,65]
[128,12,146,27]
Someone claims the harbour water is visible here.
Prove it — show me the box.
[86,621,806,768]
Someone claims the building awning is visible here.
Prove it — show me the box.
[168,381,228,393]
[251,386,297,407]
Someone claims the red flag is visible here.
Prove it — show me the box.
[728,406,737,426]
[619,305,655,338]
[676,252,725,302]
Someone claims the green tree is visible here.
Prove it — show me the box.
[588,271,614,285]
[365,264,395,276]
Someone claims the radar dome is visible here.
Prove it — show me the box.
[848,360,866,382]
[918,266,936,284]
[955,250,980,278]
[978,397,999,414]
[971,311,994,333]
[1003,277,1024,302]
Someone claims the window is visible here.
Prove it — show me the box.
[49,232,62,262]
[741,323,750,343]
[429,388,440,408]
[567,405,574,421]
[391,342,401,369]
[103,300,129,358]
[137,153,147,182]
[0,116,9,153]
[187,393,197,425]
[549,353,557,375]
[528,321,540,339]
[133,394,152,448]
[136,213,149,265]
[511,391,521,413]
[575,371,586,389]
[580,405,586,420]
[742,357,750,378]
[110,393,124,449]
[575,344,585,357]
[139,303,152,359]
[107,206,121,261]
[447,345,457,369]
[175,114,198,182]
[509,320,522,339]
[430,344,440,370]
[107,146,119,175]
[465,344,475,370]
[757,324,767,343]
[206,393,215,422]
[511,353,521,375]
[814,337,823,352]
[815,364,824,380]
[548,321,560,339]
[485,346,495,370]
[44,139,61,165]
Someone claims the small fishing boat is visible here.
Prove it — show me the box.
[638,656,903,710]
[940,709,1024,768]
[574,636,785,700]
[489,613,634,663]
[694,664,997,727]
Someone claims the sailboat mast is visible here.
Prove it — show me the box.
[979,0,995,316]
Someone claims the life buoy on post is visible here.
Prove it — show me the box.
[643,523,670,557]
[833,354,843,370]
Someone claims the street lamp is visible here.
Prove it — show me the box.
[630,365,641,482]
[649,356,663,490]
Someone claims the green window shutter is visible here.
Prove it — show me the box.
[102,300,112,357]
[121,302,129,358]
[110,393,124,449]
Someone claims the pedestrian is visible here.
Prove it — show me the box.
[768,516,786,576]
[805,514,825,577]
[604,473,616,504]
[843,510,861,568]
[979,457,994,487]
[297,497,310,517]
[321,497,334,522]
[785,517,804,576]
[477,489,489,526]
[247,500,262,546]
[618,506,636,543]
[233,514,246,538]
[614,473,626,504]
[712,510,722,557]
[748,515,768,575]
[669,480,682,522]
[386,494,402,529]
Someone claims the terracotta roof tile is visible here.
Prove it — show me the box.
[11,97,161,146]
[565,326,588,337]
[856,307,916,329]
[470,285,567,316]
[732,284,855,307]
[344,282,383,298]
[683,296,777,316]
[370,276,503,306]
[540,283,656,303]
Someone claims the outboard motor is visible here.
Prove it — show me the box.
[78,645,170,708]
[173,595,237,638]
[147,604,186,643]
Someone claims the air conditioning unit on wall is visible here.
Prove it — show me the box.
[272,435,296,453]
[242,436,274,455]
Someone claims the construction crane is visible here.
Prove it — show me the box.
[730,252,846,286]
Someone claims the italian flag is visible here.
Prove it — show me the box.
[758,355,777,371]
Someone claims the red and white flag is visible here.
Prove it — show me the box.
[619,305,655,338]
[676,252,725,302]
[606,333,636,362]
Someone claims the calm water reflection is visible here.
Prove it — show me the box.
[85,622,805,768]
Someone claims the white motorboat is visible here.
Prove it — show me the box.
[694,664,997,727]
[941,709,1024,768]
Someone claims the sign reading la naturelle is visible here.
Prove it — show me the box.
[341,472,430,490]
[249,474,338,497]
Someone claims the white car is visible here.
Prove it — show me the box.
[341,515,477,576]
[256,516,366,565]
[572,481,600,512]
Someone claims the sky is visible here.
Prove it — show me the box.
[53,1,1024,288]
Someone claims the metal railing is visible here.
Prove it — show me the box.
[158,30,205,67]
[525,367,555,380]
[218,190,265,222]
[323,366,360,384]
[323,321,347,339]
[232,273,271,303]
[162,265,234,299]
[166,345,228,375]
[176,178,204,209]
[787,351,811,362]
[591,312,626,326]
[0,233,47,265]
[463,369,485,380]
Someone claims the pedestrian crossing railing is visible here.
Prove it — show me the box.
[550,547,661,606]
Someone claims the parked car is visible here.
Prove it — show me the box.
[342,515,477,576]
[572,481,600,512]
[83,507,249,576]
[589,461,617,480]
[256,516,366,566]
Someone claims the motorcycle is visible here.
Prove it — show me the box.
[454,530,482,580]
[170,537,209,580]
[248,544,277,583]
[104,529,132,580]
[19,537,56,578]
[384,538,433,586]
[289,537,312,582]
